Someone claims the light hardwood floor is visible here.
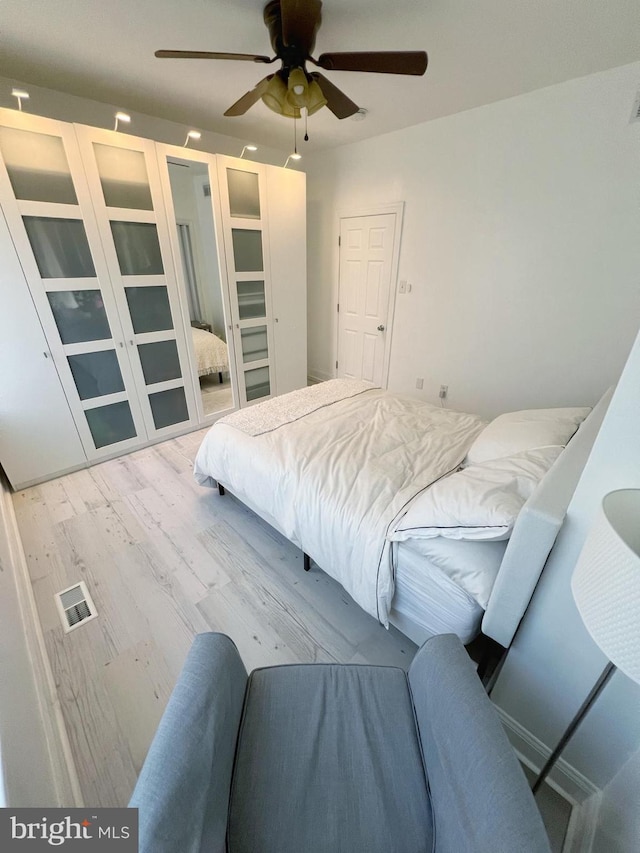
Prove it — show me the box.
[13,428,416,808]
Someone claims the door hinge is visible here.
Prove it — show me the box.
[337,303,339,313]
[336,360,338,369]
[338,235,341,246]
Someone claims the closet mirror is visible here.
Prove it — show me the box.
[165,156,234,417]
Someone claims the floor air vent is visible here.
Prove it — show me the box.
[54,581,98,633]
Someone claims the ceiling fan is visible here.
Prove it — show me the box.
[155,0,428,121]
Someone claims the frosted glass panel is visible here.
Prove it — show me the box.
[237,280,266,320]
[93,143,153,210]
[227,169,260,219]
[245,366,270,401]
[0,127,77,204]
[111,221,164,275]
[67,350,124,399]
[138,340,181,385]
[48,290,111,344]
[232,229,263,272]
[148,387,189,429]
[23,217,96,278]
[85,401,136,448]
[125,286,173,333]
[240,325,268,363]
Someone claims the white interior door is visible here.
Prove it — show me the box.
[337,213,397,385]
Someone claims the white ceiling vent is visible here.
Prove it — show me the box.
[630,90,640,124]
[54,581,98,633]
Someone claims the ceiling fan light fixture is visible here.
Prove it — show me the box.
[286,67,309,108]
[262,74,301,118]
[304,79,327,116]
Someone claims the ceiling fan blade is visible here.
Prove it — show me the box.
[279,0,322,51]
[224,76,273,117]
[155,50,273,63]
[314,51,428,75]
[311,73,359,119]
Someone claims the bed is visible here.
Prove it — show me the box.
[194,379,612,654]
[191,326,229,379]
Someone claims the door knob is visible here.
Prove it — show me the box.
[377,324,385,331]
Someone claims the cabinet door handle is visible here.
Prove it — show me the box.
[118,341,124,348]
[274,317,279,323]
[43,351,49,359]
[129,340,134,346]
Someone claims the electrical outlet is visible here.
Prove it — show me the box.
[439,384,448,399]
[416,378,424,390]
[399,280,407,294]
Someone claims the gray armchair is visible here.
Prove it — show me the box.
[130,633,549,853]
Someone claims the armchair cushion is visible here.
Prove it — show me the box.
[228,663,432,853]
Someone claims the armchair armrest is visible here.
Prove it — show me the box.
[408,635,550,853]
[130,633,248,853]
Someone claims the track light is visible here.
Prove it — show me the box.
[283,152,302,169]
[11,88,29,111]
[240,144,258,158]
[183,130,201,147]
[113,111,131,132]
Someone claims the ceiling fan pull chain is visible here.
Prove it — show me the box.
[304,107,309,141]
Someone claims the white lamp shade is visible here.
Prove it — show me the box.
[571,489,640,684]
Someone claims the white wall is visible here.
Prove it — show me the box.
[305,62,640,418]
[492,326,640,797]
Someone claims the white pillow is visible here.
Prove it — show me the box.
[389,446,563,542]
[465,407,591,465]
[400,537,507,609]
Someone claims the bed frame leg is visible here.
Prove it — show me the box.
[303,552,311,572]
[219,371,223,384]
[217,482,225,496]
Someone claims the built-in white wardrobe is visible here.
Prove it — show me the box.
[0,108,306,489]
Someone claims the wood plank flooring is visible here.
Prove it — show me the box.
[12,428,416,808]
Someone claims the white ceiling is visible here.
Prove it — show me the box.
[2,0,639,152]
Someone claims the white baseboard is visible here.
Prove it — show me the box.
[496,706,599,805]
[564,790,601,853]
[307,368,334,384]
[0,481,83,806]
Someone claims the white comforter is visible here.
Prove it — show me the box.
[191,327,228,376]
[194,387,485,625]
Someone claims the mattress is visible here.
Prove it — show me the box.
[390,542,484,646]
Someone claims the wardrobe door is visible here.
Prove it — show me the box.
[216,156,275,406]
[155,145,239,422]
[0,207,86,487]
[74,126,198,438]
[265,164,307,394]
[0,110,147,460]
